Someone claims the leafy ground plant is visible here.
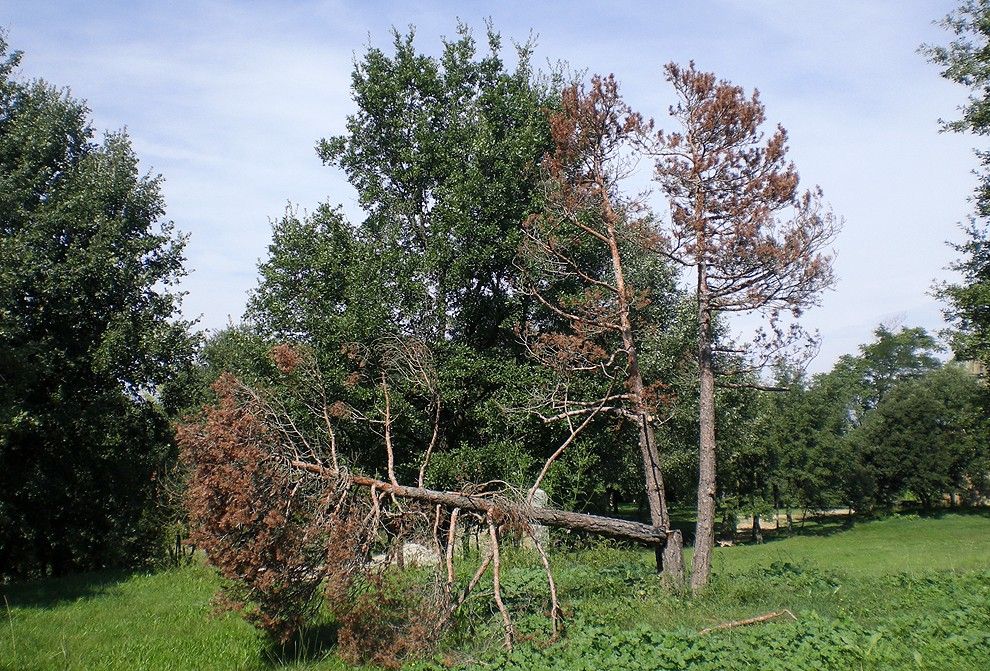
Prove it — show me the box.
[2,513,989,670]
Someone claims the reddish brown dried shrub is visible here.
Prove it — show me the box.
[176,374,457,662]
[333,573,445,669]
[177,369,551,664]
[176,374,338,642]
[270,343,303,374]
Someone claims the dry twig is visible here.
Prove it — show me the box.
[699,609,797,635]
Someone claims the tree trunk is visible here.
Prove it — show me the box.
[290,461,668,545]
[638,417,682,582]
[661,529,685,588]
[692,278,717,593]
[637,419,669,530]
[603,201,684,584]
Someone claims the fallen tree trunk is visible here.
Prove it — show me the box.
[290,460,667,545]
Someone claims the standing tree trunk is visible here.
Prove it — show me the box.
[605,196,685,584]
[640,417,684,582]
[692,277,717,592]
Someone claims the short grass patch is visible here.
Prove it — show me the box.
[2,513,989,670]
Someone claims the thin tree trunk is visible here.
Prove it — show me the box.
[638,416,681,579]
[692,278,717,593]
[602,196,683,584]
[751,513,762,543]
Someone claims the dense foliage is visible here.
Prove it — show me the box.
[0,35,195,578]
[245,27,553,490]
[724,325,990,520]
[924,0,990,367]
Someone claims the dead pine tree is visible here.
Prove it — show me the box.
[645,62,839,592]
[517,74,685,584]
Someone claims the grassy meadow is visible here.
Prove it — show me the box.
[2,512,989,670]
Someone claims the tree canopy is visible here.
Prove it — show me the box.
[924,0,990,368]
[0,34,195,577]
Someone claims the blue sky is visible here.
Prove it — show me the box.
[2,1,979,372]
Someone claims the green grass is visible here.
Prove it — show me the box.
[2,512,989,670]
[0,565,276,671]
[709,511,990,576]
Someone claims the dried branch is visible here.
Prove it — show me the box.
[527,526,563,640]
[487,512,514,651]
[699,609,797,635]
[717,382,790,392]
[528,392,611,503]
[381,372,398,486]
[445,508,459,603]
[418,397,442,487]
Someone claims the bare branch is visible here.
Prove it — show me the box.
[529,393,611,502]
[487,512,514,651]
[527,526,563,640]
[418,397,442,488]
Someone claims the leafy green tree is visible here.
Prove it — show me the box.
[923,1,990,367]
[740,326,945,520]
[0,36,194,577]
[922,0,990,213]
[848,365,989,508]
[310,24,551,347]
[815,325,943,427]
[856,325,943,410]
[803,325,943,511]
[248,206,361,352]
[162,323,276,414]
[246,25,558,492]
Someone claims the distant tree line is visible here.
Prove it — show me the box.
[721,325,990,537]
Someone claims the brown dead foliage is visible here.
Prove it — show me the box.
[175,371,538,666]
[334,574,446,669]
[177,374,351,642]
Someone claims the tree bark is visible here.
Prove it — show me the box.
[290,460,668,545]
[692,273,718,593]
[603,195,683,583]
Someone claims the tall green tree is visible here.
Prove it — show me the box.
[246,24,556,490]
[854,325,943,412]
[0,36,194,577]
[309,24,551,347]
[923,1,990,367]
